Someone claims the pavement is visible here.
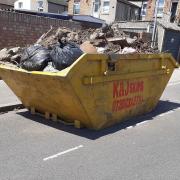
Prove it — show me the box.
[0,80,20,105]
[169,68,180,84]
[0,80,22,112]
[0,68,180,179]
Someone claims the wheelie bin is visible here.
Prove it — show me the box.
[0,53,178,130]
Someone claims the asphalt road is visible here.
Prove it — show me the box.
[0,74,180,179]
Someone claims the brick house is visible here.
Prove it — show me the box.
[142,0,180,62]
[145,0,180,24]
[68,0,141,24]
[0,0,16,9]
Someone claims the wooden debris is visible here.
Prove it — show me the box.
[80,41,97,54]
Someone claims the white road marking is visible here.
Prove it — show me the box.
[168,82,180,86]
[126,121,148,130]
[43,145,83,161]
[158,110,174,117]
[136,121,148,126]
[126,106,180,130]
[126,126,133,129]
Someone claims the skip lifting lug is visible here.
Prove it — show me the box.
[166,69,170,74]
[104,71,108,76]
[161,65,167,69]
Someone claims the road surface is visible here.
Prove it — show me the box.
[0,70,180,180]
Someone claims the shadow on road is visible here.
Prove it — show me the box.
[18,100,180,140]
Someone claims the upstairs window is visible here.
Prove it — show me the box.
[157,0,165,17]
[170,2,178,22]
[141,2,147,16]
[73,0,80,14]
[102,1,110,14]
[18,2,23,9]
[37,1,44,12]
[38,8,43,12]
[94,0,100,12]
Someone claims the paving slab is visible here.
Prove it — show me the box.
[0,80,22,111]
[169,68,180,83]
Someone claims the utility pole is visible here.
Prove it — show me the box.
[151,0,159,48]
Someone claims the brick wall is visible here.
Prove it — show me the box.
[145,0,156,20]
[163,0,171,14]
[68,0,74,14]
[80,0,92,15]
[145,0,171,20]
[145,0,180,22]
[0,10,81,49]
[177,1,180,22]
[68,0,92,15]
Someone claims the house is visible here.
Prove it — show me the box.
[68,0,141,24]
[0,0,16,9]
[128,0,148,20]
[157,16,180,62]
[14,0,67,14]
[48,0,67,13]
[145,0,180,24]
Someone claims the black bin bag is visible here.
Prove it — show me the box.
[20,44,51,71]
[50,42,83,71]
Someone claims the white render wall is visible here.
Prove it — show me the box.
[14,0,31,10]
[14,0,48,12]
[30,0,48,12]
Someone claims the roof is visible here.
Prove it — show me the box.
[0,0,16,6]
[60,11,68,15]
[158,19,180,32]
[47,0,67,6]
[128,1,143,8]
[72,15,105,24]
[127,0,147,1]
[14,9,103,27]
[114,21,152,28]
[117,0,141,8]
[15,9,70,20]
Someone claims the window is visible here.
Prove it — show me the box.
[38,8,43,12]
[38,1,43,8]
[141,2,147,16]
[18,2,23,9]
[170,2,178,22]
[102,1,110,14]
[73,0,80,14]
[92,0,100,17]
[94,0,100,12]
[37,0,44,12]
[157,0,164,17]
